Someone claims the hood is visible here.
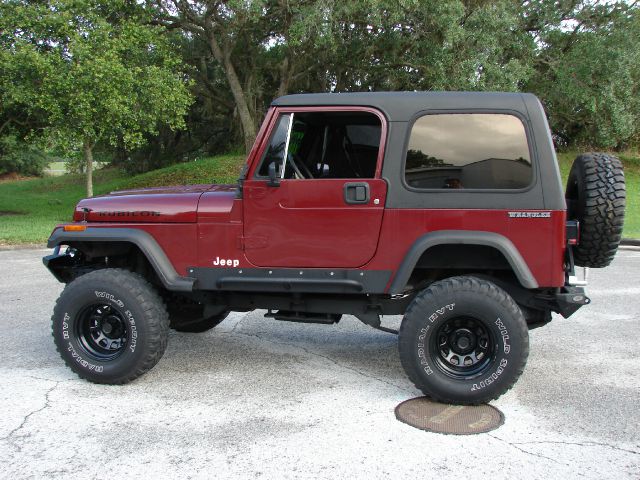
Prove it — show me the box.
[73,184,237,223]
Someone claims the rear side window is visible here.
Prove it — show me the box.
[404,113,532,190]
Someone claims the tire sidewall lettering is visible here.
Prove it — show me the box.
[416,302,455,375]
[125,309,137,353]
[93,290,124,308]
[66,341,104,373]
[495,317,511,354]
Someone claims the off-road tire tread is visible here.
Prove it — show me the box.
[51,268,170,384]
[566,153,626,268]
[399,276,529,405]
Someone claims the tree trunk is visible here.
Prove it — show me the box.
[83,139,94,198]
[208,33,257,153]
[277,56,293,97]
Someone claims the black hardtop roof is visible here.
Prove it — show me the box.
[272,91,537,122]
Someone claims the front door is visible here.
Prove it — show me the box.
[242,108,387,268]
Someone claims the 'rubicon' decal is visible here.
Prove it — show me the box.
[97,211,161,217]
[508,211,551,218]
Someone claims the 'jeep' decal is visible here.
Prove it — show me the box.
[213,256,240,267]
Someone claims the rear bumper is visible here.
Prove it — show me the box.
[552,286,590,318]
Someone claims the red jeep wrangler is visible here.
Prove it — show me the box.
[44,92,626,404]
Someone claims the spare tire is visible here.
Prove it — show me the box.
[566,152,625,268]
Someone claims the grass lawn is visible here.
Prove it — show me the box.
[0,151,638,245]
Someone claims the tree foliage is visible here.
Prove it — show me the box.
[0,134,50,176]
[522,1,640,149]
[0,0,193,193]
[149,0,639,154]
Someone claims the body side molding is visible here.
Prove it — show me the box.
[388,230,539,294]
[190,267,392,294]
[46,227,194,292]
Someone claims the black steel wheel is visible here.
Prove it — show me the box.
[51,268,169,384]
[432,316,494,379]
[398,276,529,405]
[76,303,129,360]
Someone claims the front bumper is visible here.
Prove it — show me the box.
[42,246,76,283]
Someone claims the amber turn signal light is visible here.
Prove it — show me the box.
[63,225,87,232]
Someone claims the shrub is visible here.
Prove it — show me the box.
[0,134,50,176]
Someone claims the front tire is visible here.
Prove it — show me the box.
[398,276,529,404]
[51,268,169,384]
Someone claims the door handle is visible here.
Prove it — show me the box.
[344,182,370,204]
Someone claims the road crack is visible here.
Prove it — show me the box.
[509,439,639,456]
[1,379,63,451]
[488,434,640,467]
[488,434,567,465]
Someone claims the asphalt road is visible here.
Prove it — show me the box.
[1,248,639,479]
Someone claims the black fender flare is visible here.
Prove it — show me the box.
[388,230,539,294]
[45,227,194,292]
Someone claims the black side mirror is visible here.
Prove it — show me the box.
[267,162,280,187]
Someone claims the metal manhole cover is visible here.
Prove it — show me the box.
[395,397,504,435]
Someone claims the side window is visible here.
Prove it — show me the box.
[256,111,381,179]
[404,114,532,190]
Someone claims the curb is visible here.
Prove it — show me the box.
[0,243,47,251]
[620,238,640,247]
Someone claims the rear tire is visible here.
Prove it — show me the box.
[170,309,229,333]
[167,300,229,333]
[51,268,169,384]
[398,276,529,405]
[566,152,625,267]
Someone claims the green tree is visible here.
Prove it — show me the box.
[0,0,193,196]
[152,0,267,153]
[522,1,640,149]
[294,0,534,92]
[151,0,536,153]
